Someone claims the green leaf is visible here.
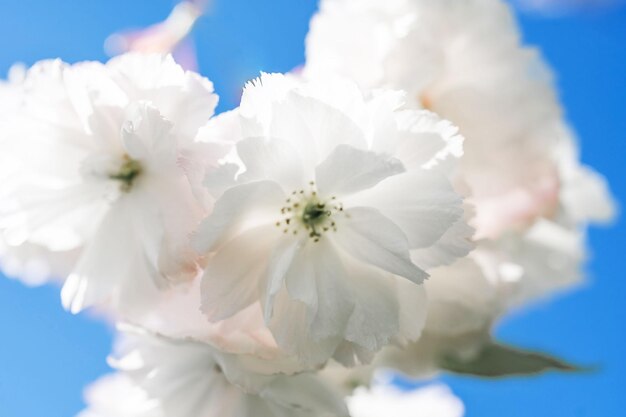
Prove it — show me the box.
[439,342,592,378]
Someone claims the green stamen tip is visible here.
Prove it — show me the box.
[110,157,142,192]
[302,201,329,226]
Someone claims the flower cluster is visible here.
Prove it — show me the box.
[306,0,615,378]
[0,0,614,415]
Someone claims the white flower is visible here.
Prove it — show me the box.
[305,0,614,235]
[348,383,464,417]
[78,374,161,417]
[304,0,615,365]
[0,239,78,287]
[78,326,349,417]
[0,53,225,316]
[324,220,587,379]
[421,218,585,347]
[194,73,469,367]
[0,66,80,287]
[0,64,24,116]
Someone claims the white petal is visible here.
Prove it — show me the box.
[306,239,354,341]
[106,53,218,141]
[0,182,110,251]
[411,217,475,270]
[315,144,405,197]
[346,170,464,250]
[268,287,341,367]
[342,260,400,351]
[193,181,285,254]
[561,164,616,224]
[332,206,427,284]
[424,257,497,337]
[147,175,203,283]
[263,236,304,321]
[61,201,163,314]
[284,246,318,312]
[201,225,276,322]
[236,137,307,191]
[121,102,176,165]
[239,72,299,130]
[385,110,464,170]
[268,91,367,166]
[267,239,353,365]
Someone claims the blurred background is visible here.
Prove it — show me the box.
[0,1,623,416]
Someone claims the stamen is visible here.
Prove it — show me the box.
[276,182,344,241]
[110,155,142,192]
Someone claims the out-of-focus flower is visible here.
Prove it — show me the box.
[105,1,208,70]
[0,53,228,317]
[348,383,464,417]
[0,66,78,287]
[133,274,307,375]
[0,240,78,287]
[78,326,349,417]
[305,0,615,232]
[306,0,600,238]
[0,64,24,115]
[305,0,615,377]
[78,373,161,417]
[193,73,470,368]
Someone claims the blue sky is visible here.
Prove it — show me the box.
[0,1,624,416]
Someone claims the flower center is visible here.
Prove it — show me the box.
[276,181,343,242]
[109,155,142,192]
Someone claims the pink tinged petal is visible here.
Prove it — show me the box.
[346,170,464,250]
[332,206,427,284]
[192,180,285,254]
[104,2,202,56]
[172,39,198,72]
[200,225,276,322]
[148,175,202,282]
[314,144,405,197]
[236,137,306,191]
